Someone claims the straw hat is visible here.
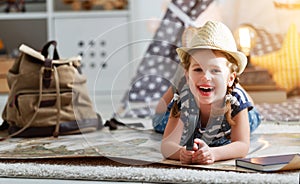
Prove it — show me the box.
[176,21,247,75]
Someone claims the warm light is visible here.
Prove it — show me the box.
[273,0,300,9]
[234,25,257,56]
[239,28,251,54]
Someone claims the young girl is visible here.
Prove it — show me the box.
[161,21,260,164]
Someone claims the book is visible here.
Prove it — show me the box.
[236,154,300,172]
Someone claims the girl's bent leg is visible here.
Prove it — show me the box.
[152,111,170,133]
[248,107,262,133]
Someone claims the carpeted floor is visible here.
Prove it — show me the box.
[0,122,299,183]
[0,162,298,184]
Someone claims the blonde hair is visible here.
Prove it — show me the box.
[170,49,240,126]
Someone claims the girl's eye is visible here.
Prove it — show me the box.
[193,68,203,72]
[211,68,221,73]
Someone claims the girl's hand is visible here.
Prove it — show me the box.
[179,146,194,164]
[192,139,215,164]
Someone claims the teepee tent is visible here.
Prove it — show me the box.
[116,0,300,119]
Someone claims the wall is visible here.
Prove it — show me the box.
[131,0,300,40]
[215,0,300,33]
[129,0,166,67]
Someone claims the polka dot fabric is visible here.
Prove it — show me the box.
[120,0,214,118]
[251,27,284,56]
[256,96,300,122]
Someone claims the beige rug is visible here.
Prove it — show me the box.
[0,122,299,183]
[0,162,298,184]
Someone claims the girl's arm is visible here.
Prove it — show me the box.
[155,87,173,114]
[210,108,250,161]
[161,116,184,160]
[162,108,250,163]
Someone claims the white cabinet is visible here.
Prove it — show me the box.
[53,13,130,93]
[0,0,131,94]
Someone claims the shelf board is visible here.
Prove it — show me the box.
[0,12,47,20]
[53,10,129,19]
[0,10,129,20]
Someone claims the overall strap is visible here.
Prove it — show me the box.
[185,113,198,150]
[179,84,199,147]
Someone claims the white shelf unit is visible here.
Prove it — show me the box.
[0,0,132,94]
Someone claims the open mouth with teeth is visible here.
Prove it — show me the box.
[198,86,215,96]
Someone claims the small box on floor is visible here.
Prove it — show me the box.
[247,89,287,104]
[0,56,14,93]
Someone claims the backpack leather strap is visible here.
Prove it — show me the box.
[43,58,53,88]
[41,40,59,60]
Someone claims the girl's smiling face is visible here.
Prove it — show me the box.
[186,49,236,106]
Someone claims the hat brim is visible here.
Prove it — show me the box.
[176,46,247,75]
